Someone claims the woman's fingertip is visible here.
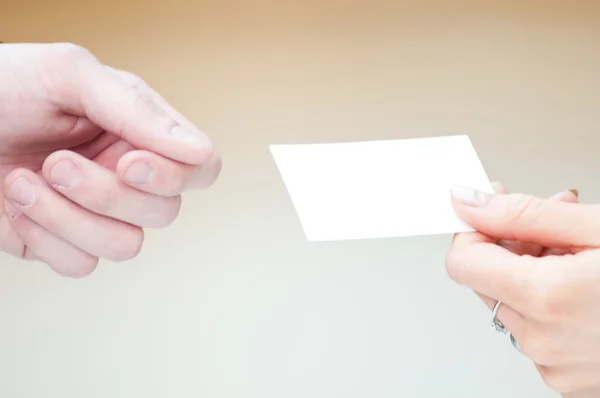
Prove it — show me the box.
[549,189,579,203]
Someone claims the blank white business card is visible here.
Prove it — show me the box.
[270,135,493,241]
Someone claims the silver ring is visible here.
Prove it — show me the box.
[491,301,524,354]
[509,332,523,354]
[491,301,508,334]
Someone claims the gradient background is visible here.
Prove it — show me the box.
[1,1,599,397]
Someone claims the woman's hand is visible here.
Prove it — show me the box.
[447,185,600,397]
[0,43,221,277]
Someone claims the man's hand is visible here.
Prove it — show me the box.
[0,43,221,277]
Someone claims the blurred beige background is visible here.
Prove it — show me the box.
[1,1,599,397]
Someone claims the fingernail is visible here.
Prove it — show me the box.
[569,189,579,198]
[49,160,79,188]
[123,161,154,184]
[8,178,36,207]
[170,125,212,148]
[450,186,492,207]
[4,200,21,219]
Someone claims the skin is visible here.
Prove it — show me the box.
[448,183,600,397]
[0,42,221,277]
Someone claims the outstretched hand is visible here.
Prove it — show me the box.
[0,43,221,277]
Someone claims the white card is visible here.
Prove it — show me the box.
[270,135,493,241]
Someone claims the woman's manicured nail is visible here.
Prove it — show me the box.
[450,186,492,207]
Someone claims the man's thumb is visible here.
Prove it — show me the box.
[450,186,600,249]
[46,43,213,165]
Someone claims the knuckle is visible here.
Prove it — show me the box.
[133,92,157,111]
[50,42,94,64]
[504,194,543,225]
[132,92,175,129]
[121,71,147,90]
[113,88,175,139]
